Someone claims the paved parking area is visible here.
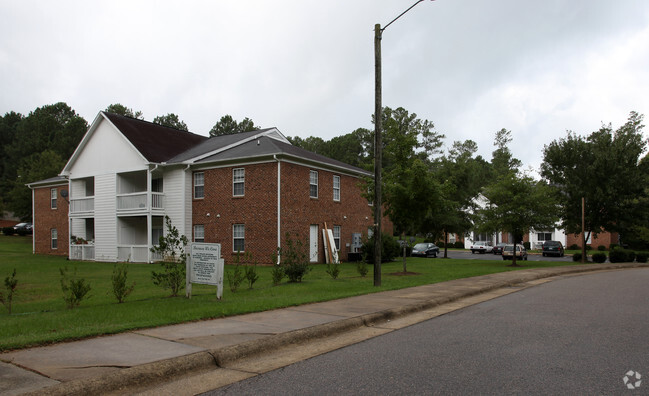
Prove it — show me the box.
[439,250,573,262]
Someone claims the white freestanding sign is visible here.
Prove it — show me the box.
[187,243,224,299]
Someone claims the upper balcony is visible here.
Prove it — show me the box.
[117,192,165,213]
[70,196,95,215]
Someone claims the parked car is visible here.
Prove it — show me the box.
[470,241,493,254]
[411,242,440,258]
[492,242,507,255]
[502,244,528,260]
[542,240,564,257]
[13,222,33,234]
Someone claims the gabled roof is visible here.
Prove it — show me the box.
[26,175,68,189]
[102,112,208,163]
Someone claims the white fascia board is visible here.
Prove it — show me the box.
[60,112,152,176]
[184,128,287,164]
[274,154,372,179]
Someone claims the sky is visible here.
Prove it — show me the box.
[1,0,648,172]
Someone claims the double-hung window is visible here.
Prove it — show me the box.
[333,225,341,250]
[194,225,205,242]
[51,229,58,249]
[310,170,318,198]
[50,188,57,209]
[233,224,245,252]
[333,175,340,201]
[194,172,204,199]
[233,168,245,196]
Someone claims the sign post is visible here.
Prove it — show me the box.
[187,243,224,299]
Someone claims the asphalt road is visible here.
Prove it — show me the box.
[207,268,649,395]
[440,249,573,262]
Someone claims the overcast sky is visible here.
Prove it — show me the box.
[1,0,648,171]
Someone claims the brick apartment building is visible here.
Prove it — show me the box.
[29,112,392,264]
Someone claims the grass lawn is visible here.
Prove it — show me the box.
[0,235,577,351]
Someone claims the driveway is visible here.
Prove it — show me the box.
[438,249,573,262]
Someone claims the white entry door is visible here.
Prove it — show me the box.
[309,224,318,263]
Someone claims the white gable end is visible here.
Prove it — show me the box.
[67,118,148,178]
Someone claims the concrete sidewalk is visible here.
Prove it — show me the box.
[2,262,647,396]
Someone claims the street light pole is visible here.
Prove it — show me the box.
[373,0,430,287]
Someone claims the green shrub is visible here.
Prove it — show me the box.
[280,233,311,283]
[636,252,649,263]
[572,253,582,262]
[569,244,579,250]
[0,269,18,314]
[60,266,92,309]
[585,244,592,251]
[437,241,445,248]
[609,243,619,250]
[454,241,465,249]
[227,264,244,292]
[150,216,187,297]
[523,242,531,250]
[326,263,340,280]
[2,227,15,236]
[591,252,607,263]
[361,232,400,263]
[356,261,368,277]
[245,265,259,289]
[111,263,135,303]
[609,247,636,263]
[597,245,606,251]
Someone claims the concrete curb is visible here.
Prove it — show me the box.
[25,262,649,395]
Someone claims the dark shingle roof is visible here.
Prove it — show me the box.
[194,136,371,176]
[168,129,274,163]
[103,112,208,163]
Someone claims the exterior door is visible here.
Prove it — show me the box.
[310,224,318,263]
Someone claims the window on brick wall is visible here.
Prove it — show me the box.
[51,188,57,209]
[194,225,204,242]
[333,175,340,201]
[310,170,318,198]
[233,224,245,252]
[233,168,245,196]
[333,225,341,250]
[51,229,58,249]
[194,172,204,199]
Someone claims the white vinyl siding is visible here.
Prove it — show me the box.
[233,168,245,196]
[94,174,117,261]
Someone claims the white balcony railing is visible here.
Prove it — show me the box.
[70,197,94,214]
[70,244,95,261]
[117,245,163,262]
[117,192,165,211]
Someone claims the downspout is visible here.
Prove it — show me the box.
[182,164,191,242]
[31,188,35,254]
[147,165,157,263]
[274,155,281,264]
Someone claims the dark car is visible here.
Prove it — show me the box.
[13,222,33,234]
[492,242,507,255]
[542,240,564,257]
[411,242,439,258]
[502,245,528,260]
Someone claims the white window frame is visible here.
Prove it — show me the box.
[51,228,58,249]
[310,170,318,198]
[194,224,205,242]
[50,188,57,209]
[233,168,245,197]
[194,172,204,199]
[333,225,341,250]
[233,224,245,252]
[333,175,340,202]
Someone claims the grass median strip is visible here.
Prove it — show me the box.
[0,236,572,351]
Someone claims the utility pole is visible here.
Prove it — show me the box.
[373,0,430,287]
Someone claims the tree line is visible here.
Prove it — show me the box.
[2,102,647,257]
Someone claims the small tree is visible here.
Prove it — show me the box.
[0,269,18,314]
[60,266,92,309]
[280,233,311,282]
[475,172,560,267]
[111,263,135,303]
[150,216,188,297]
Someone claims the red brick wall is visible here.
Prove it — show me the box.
[33,185,69,256]
[566,231,619,250]
[192,161,392,265]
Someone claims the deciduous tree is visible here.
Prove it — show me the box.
[153,113,188,131]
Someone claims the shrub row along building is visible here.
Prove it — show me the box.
[29,112,393,265]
